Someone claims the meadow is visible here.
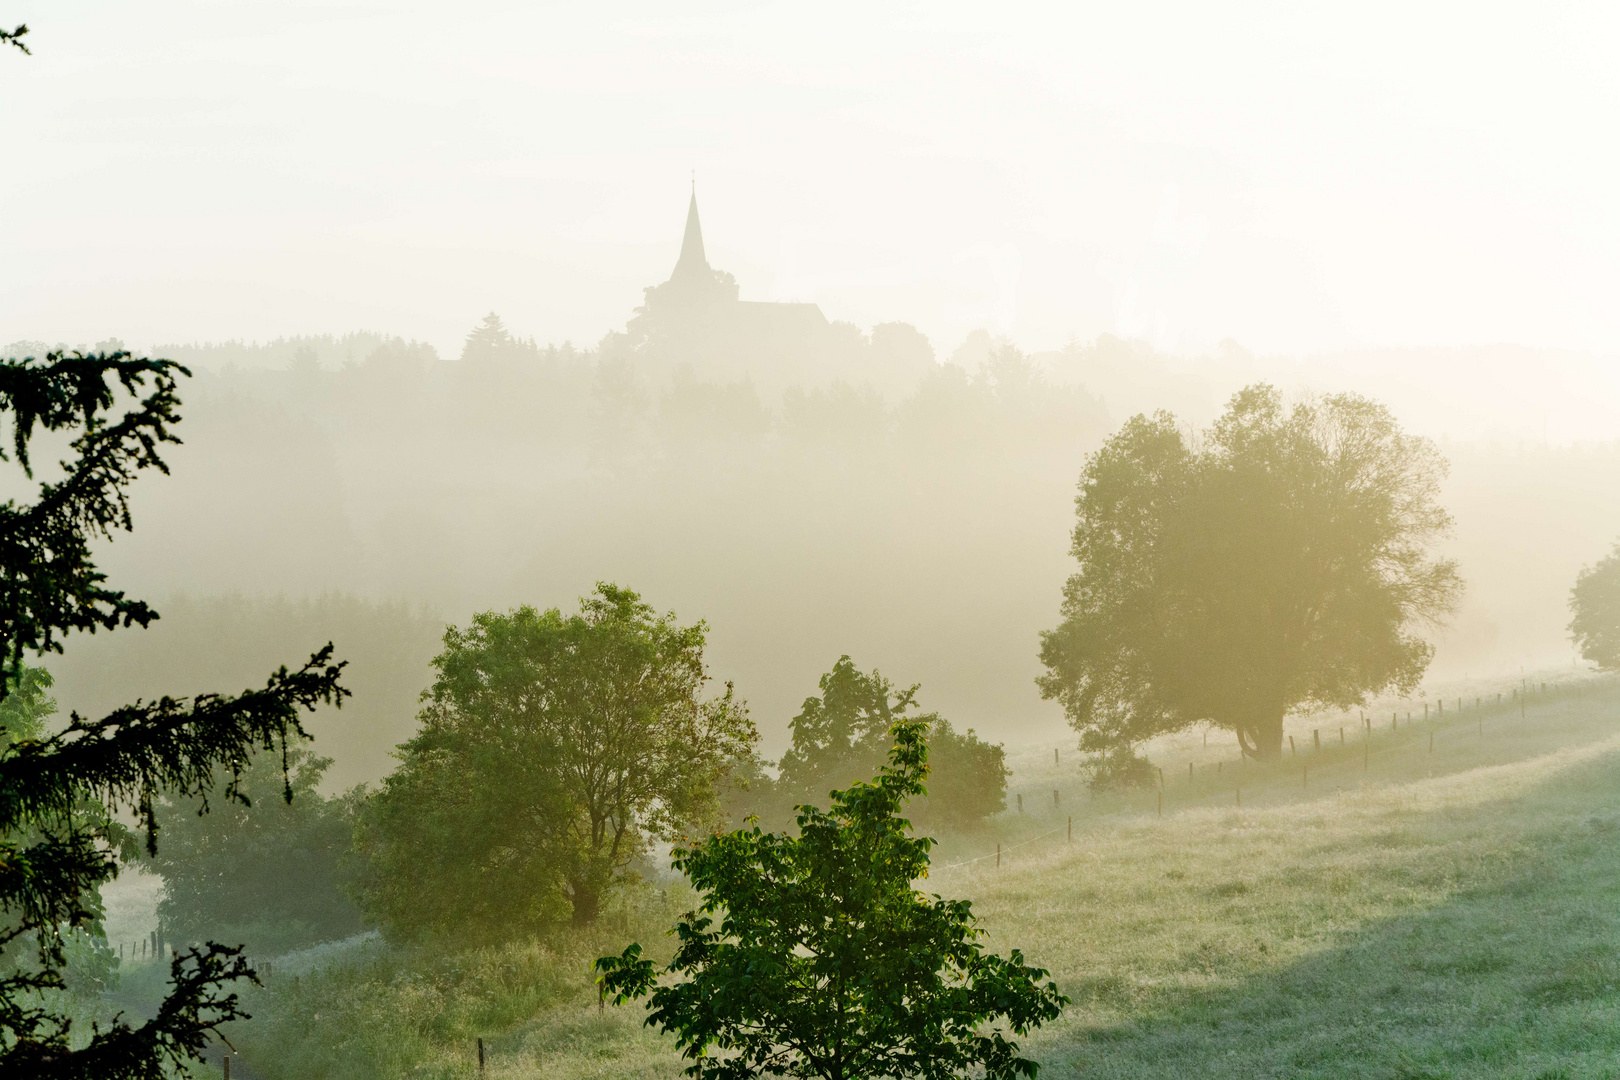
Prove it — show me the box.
[113,671,1620,1080]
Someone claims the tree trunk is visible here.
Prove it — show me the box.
[569,883,601,927]
[1238,711,1286,759]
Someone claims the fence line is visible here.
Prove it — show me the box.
[937,672,1620,875]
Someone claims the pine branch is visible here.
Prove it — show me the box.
[1,944,257,1079]
[0,647,349,846]
[0,354,190,688]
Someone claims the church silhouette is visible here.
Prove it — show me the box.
[613,189,936,398]
[623,191,838,385]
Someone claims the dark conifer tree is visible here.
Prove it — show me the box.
[0,348,347,1079]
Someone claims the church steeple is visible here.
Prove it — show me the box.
[671,190,709,281]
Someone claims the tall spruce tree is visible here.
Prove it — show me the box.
[0,349,347,1078]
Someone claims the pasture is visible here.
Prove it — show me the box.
[117,673,1620,1079]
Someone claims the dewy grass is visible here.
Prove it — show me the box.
[235,676,1620,1079]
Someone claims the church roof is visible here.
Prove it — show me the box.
[671,191,709,281]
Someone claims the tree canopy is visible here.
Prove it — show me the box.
[774,656,1006,830]
[146,744,365,954]
[1570,542,1620,671]
[354,584,755,937]
[597,717,1066,1080]
[1039,384,1461,765]
[0,349,348,1079]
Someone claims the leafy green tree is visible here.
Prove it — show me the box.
[146,744,365,954]
[596,718,1066,1080]
[775,657,1006,829]
[919,718,1009,830]
[0,348,348,1078]
[1039,385,1461,764]
[1570,542,1620,670]
[355,584,755,935]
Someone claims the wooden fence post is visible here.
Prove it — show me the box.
[479,1038,486,1071]
[1314,729,1320,750]
[996,843,1001,868]
[1067,816,1072,842]
[1289,735,1296,756]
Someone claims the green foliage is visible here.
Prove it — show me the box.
[776,656,911,803]
[596,719,1067,1080]
[773,656,1006,830]
[1039,384,1461,761]
[0,343,349,1078]
[918,718,1009,829]
[0,666,119,1021]
[146,744,365,954]
[0,665,56,747]
[354,584,755,938]
[1569,542,1620,670]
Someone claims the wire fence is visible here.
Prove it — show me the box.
[931,671,1620,876]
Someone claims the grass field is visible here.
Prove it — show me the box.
[179,672,1620,1079]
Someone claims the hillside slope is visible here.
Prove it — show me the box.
[225,676,1620,1079]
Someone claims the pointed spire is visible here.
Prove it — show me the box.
[671,189,709,280]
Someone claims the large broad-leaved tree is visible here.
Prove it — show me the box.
[354,585,755,936]
[596,717,1066,1080]
[1039,385,1461,764]
[1570,542,1620,671]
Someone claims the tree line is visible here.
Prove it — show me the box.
[141,587,1010,948]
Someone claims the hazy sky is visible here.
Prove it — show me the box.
[5,2,1620,367]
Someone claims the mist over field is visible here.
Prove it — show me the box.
[6,6,1620,1080]
[27,311,1620,785]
